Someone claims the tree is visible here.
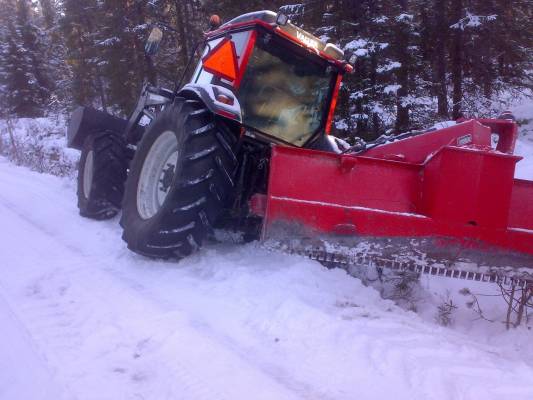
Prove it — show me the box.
[432,0,450,118]
[0,0,53,117]
[60,0,106,110]
[390,2,415,132]
[38,0,70,112]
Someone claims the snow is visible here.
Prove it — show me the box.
[1,158,533,399]
[395,13,414,23]
[450,13,497,30]
[343,39,389,59]
[0,291,66,400]
[279,4,303,14]
[383,84,401,94]
[343,39,370,57]
[343,39,368,51]
[372,16,388,24]
[377,62,402,74]
[431,120,457,130]
[271,195,429,218]
[98,37,120,46]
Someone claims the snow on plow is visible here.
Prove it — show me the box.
[257,118,533,284]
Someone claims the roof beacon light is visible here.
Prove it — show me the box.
[209,14,221,30]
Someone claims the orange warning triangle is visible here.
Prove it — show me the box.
[202,38,238,82]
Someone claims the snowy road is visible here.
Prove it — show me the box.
[1,157,533,400]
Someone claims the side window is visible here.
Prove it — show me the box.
[193,31,252,87]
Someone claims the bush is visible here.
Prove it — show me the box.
[0,115,78,177]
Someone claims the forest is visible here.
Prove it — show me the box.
[0,0,531,140]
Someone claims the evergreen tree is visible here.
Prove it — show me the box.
[38,0,70,112]
[0,0,52,117]
[60,0,106,110]
[0,0,16,117]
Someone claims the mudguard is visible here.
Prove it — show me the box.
[178,83,242,123]
[67,107,127,150]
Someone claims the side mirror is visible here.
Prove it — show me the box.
[145,26,163,56]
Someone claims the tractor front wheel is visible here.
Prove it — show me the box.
[120,98,238,258]
[77,132,128,220]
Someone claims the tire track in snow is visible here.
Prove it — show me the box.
[0,163,344,400]
[0,185,311,400]
[0,284,70,400]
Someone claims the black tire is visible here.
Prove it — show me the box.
[120,98,238,258]
[77,132,128,220]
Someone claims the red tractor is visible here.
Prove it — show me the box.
[68,11,533,284]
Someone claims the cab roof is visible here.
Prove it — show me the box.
[209,10,345,64]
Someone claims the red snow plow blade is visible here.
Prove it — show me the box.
[259,119,533,262]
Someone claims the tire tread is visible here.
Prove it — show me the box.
[120,98,239,258]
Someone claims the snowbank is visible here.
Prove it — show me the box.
[0,116,79,177]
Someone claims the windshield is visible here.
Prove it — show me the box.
[238,33,336,146]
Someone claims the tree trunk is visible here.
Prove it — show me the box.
[394,0,410,133]
[174,0,190,66]
[370,53,380,139]
[450,0,463,119]
[434,0,449,118]
[84,15,107,112]
[39,0,55,30]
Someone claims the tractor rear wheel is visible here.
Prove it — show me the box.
[77,132,128,220]
[120,98,238,258]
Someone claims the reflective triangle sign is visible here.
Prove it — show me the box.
[202,38,239,82]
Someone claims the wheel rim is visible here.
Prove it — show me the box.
[137,130,179,220]
[83,150,94,199]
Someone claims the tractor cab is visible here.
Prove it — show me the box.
[186,11,350,147]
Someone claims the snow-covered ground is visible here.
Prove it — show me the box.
[1,156,533,398]
[1,98,533,399]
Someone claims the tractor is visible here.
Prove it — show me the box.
[68,10,533,285]
[68,10,351,257]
